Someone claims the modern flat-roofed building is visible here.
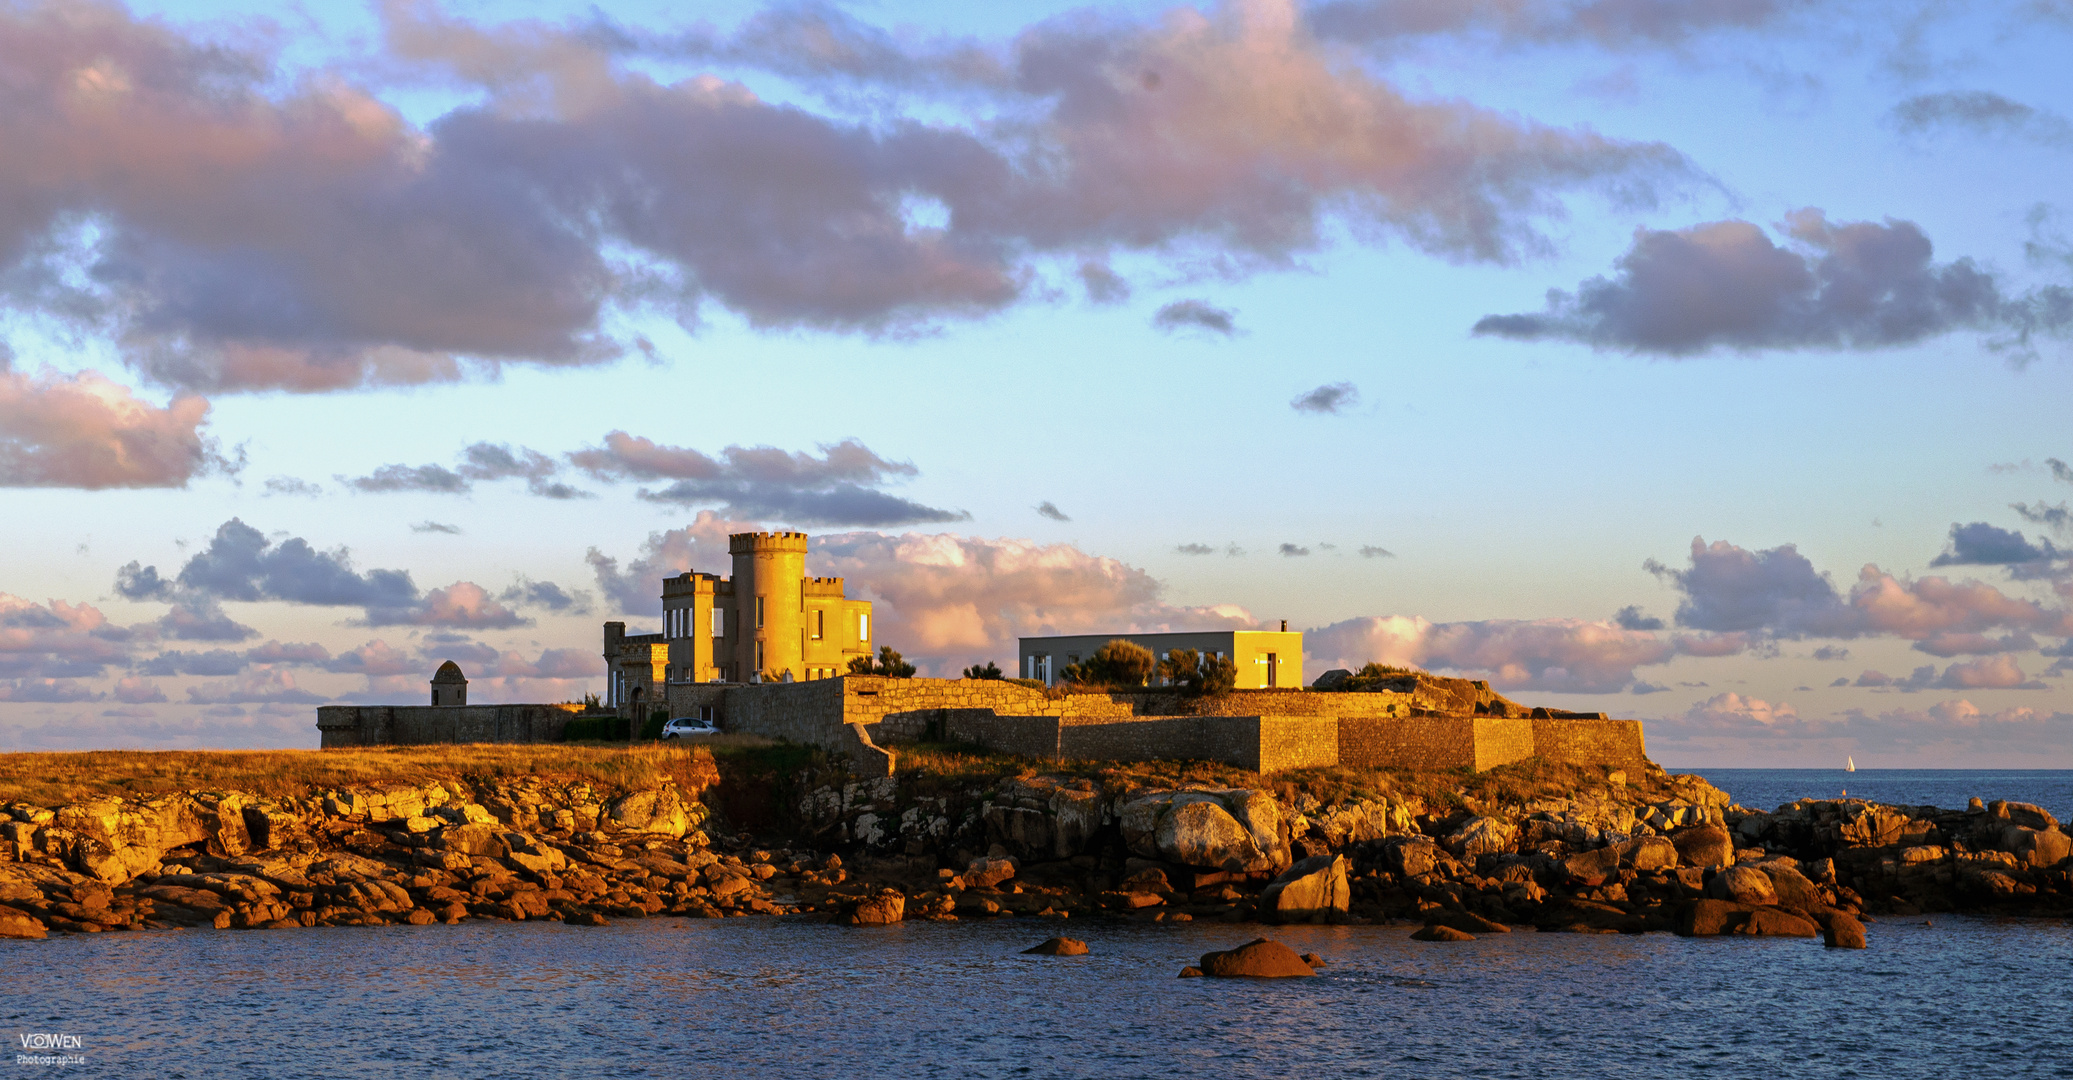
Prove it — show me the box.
[1017,629,1303,689]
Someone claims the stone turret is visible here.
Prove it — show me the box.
[731,532,809,682]
[430,661,468,707]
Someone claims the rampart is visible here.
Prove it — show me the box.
[316,705,575,749]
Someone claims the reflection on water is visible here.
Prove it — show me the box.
[6,915,2070,1078]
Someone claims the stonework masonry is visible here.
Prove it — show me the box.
[316,704,576,748]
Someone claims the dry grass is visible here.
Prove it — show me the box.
[0,743,724,808]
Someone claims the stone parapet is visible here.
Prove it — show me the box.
[316,705,576,748]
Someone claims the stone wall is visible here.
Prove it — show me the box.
[1529,717,1649,769]
[316,705,575,748]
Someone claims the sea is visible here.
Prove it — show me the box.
[4,769,2069,1079]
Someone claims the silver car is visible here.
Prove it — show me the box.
[661,717,719,739]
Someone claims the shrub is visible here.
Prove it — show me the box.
[1060,639,1156,688]
[848,646,917,677]
[638,709,668,740]
[962,661,1004,680]
[563,716,632,741]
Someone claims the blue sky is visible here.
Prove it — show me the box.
[2,0,2071,766]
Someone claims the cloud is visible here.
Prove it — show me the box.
[1307,614,1680,693]
[153,597,258,643]
[1891,91,2073,147]
[1647,536,2073,647]
[1290,381,1359,414]
[323,640,422,677]
[1308,0,1815,48]
[569,433,963,526]
[1358,545,1394,558]
[411,521,463,534]
[0,0,1690,391]
[587,509,761,614]
[1473,211,2073,357]
[1078,261,1131,304]
[1279,543,1311,557]
[110,676,166,704]
[262,476,322,497]
[1614,604,1664,631]
[1929,521,2059,566]
[185,669,327,705]
[0,593,131,679]
[1153,300,1239,336]
[1035,501,1071,522]
[0,364,232,488]
[139,639,330,677]
[1684,692,1799,728]
[1855,655,2049,691]
[0,678,103,703]
[1175,543,1216,555]
[342,463,470,494]
[366,582,527,629]
[1812,645,1850,661]
[498,578,591,614]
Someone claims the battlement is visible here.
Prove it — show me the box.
[802,576,848,594]
[661,572,722,597]
[729,531,809,554]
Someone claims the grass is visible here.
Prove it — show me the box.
[0,743,725,808]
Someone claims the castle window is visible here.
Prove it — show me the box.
[812,610,824,640]
[757,597,765,629]
[859,613,870,641]
[712,608,724,637]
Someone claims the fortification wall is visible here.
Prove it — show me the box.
[945,713,1062,759]
[1529,718,1649,769]
[315,705,574,749]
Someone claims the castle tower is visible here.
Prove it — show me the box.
[430,661,468,706]
[731,532,808,681]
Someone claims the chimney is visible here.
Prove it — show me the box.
[1280,619,1288,632]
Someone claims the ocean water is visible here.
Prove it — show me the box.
[5,915,2071,1078]
[1692,769,2073,824]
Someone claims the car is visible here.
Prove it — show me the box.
[660,717,720,739]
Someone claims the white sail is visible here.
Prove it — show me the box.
[1846,755,1856,772]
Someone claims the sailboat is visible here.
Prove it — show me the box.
[1846,755,1856,773]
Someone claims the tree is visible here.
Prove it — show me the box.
[848,646,916,677]
[1159,648,1236,696]
[962,661,1004,680]
[1061,639,1156,687]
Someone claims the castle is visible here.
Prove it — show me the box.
[318,531,1650,778]
[601,532,875,714]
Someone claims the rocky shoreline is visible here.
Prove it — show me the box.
[3,753,2068,946]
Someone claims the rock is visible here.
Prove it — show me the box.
[1443,816,1518,859]
[0,908,46,940]
[846,890,905,927]
[1154,797,1273,872]
[1754,863,1823,910]
[1671,825,1735,869]
[1196,938,1318,978]
[567,911,610,927]
[1299,953,1325,967]
[1706,866,1778,905]
[1733,908,1819,938]
[1537,899,1645,934]
[1426,910,1511,935]
[1384,837,1448,879]
[2003,827,2072,870]
[1617,836,1680,871]
[404,908,437,925]
[1561,846,1622,886]
[1822,912,1868,949]
[1412,924,1475,942]
[1177,966,1205,978]
[965,856,1017,889]
[1261,855,1350,921]
[1312,669,1353,690]
[1022,936,1088,956]
[1987,801,2058,832]
[1677,899,1755,936]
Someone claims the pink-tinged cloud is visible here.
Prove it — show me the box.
[322,639,423,677]
[0,593,131,679]
[1307,614,1677,693]
[111,676,167,704]
[0,0,1688,392]
[0,678,103,703]
[0,366,229,488]
[1682,692,1800,728]
[366,582,527,629]
[1935,654,2046,690]
[1651,536,2073,644]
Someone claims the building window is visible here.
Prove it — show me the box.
[860,613,870,641]
[711,608,724,637]
[757,597,765,629]
[755,640,764,671]
[812,610,824,640]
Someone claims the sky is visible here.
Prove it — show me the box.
[2,0,2072,767]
